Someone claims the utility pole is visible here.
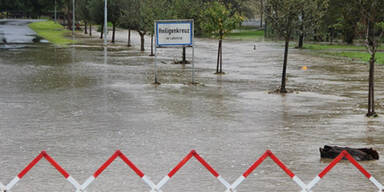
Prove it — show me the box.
[72,0,75,36]
[104,0,108,45]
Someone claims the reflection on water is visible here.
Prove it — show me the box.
[104,46,108,65]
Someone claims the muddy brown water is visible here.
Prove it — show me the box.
[0,20,383,192]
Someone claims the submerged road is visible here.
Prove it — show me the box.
[0,20,383,192]
[0,19,44,44]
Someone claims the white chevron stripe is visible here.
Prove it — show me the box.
[6,176,20,191]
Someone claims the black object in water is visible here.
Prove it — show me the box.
[320,145,379,161]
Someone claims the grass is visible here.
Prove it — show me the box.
[28,20,74,45]
[227,30,264,40]
[326,51,384,64]
[302,42,384,64]
[303,43,367,50]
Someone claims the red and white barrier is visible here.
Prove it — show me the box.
[155,150,231,191]
[0,182,5,191]
[1,149,382,192]
[306,150,383,192]
[228,150,307,192]
[3,151,81,191]
[80,150,156,191]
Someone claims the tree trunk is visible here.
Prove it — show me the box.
[298,33,304,48]
[220,39,223,73]
[298,11,304,49]
[67,14,72,30]
[313,29,319,42]
[345,34,355,44]
[366,20,377,117]
[343,20,357,44]
[89,24,92,37]
[84,21,88,34]
[260,0,263,28]
[128,29,132,47]
[367,54,375,116]
[216,39,222,73]
[366,19,380,117]
[100,25,104,39]
[150,33,154,56]
[264,20,268,38]
[67,0,72,30]
[112,24,116,43]
[280,38,290,93]
[139,32,145,51]
[182,47,186,64]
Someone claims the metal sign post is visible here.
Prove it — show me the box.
[154,42,159,84]
[154,20,195,84]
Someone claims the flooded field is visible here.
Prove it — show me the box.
[0,20,383,192]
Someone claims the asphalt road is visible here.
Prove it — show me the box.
[0,19,44,44]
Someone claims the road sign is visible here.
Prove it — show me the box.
[154,20,196,84]
[155,20,193,47]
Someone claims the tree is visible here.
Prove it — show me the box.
[200,1,244,74]
[121,0,168,52]
[318,0,343,44]
[108,0,124,43]
[329,0,361,44]
[76,0,91,34]
[121,0,149,51]
[358,0,384,117]
[260,0,264,28]
[88,0,105,39]
[296,0,329,48]
[265,0,303,93]
[171,0,204,63]
[118,22,132,46]
[61,0,74,30]
[1,0,64,19]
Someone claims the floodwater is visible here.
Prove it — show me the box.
[0,20,383,192]
[0,19,46,45]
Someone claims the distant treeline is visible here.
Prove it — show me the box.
[0,0,58,18]
[262,0,384,46]
[1,0,383,46]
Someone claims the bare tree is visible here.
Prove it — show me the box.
[358,0,384,117]
[265,0,303,93]
[200,1,244,74]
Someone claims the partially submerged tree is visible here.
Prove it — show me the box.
[358,0,384,117]
[89,0,105,39]
[171,0,204,63]
[61,0,74,30]
[200,1,243,74]
[265,0,303,93]
[76,0,91,34]
[122,0,150,51]
[122,0,168,52]
[108,0,124,43]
